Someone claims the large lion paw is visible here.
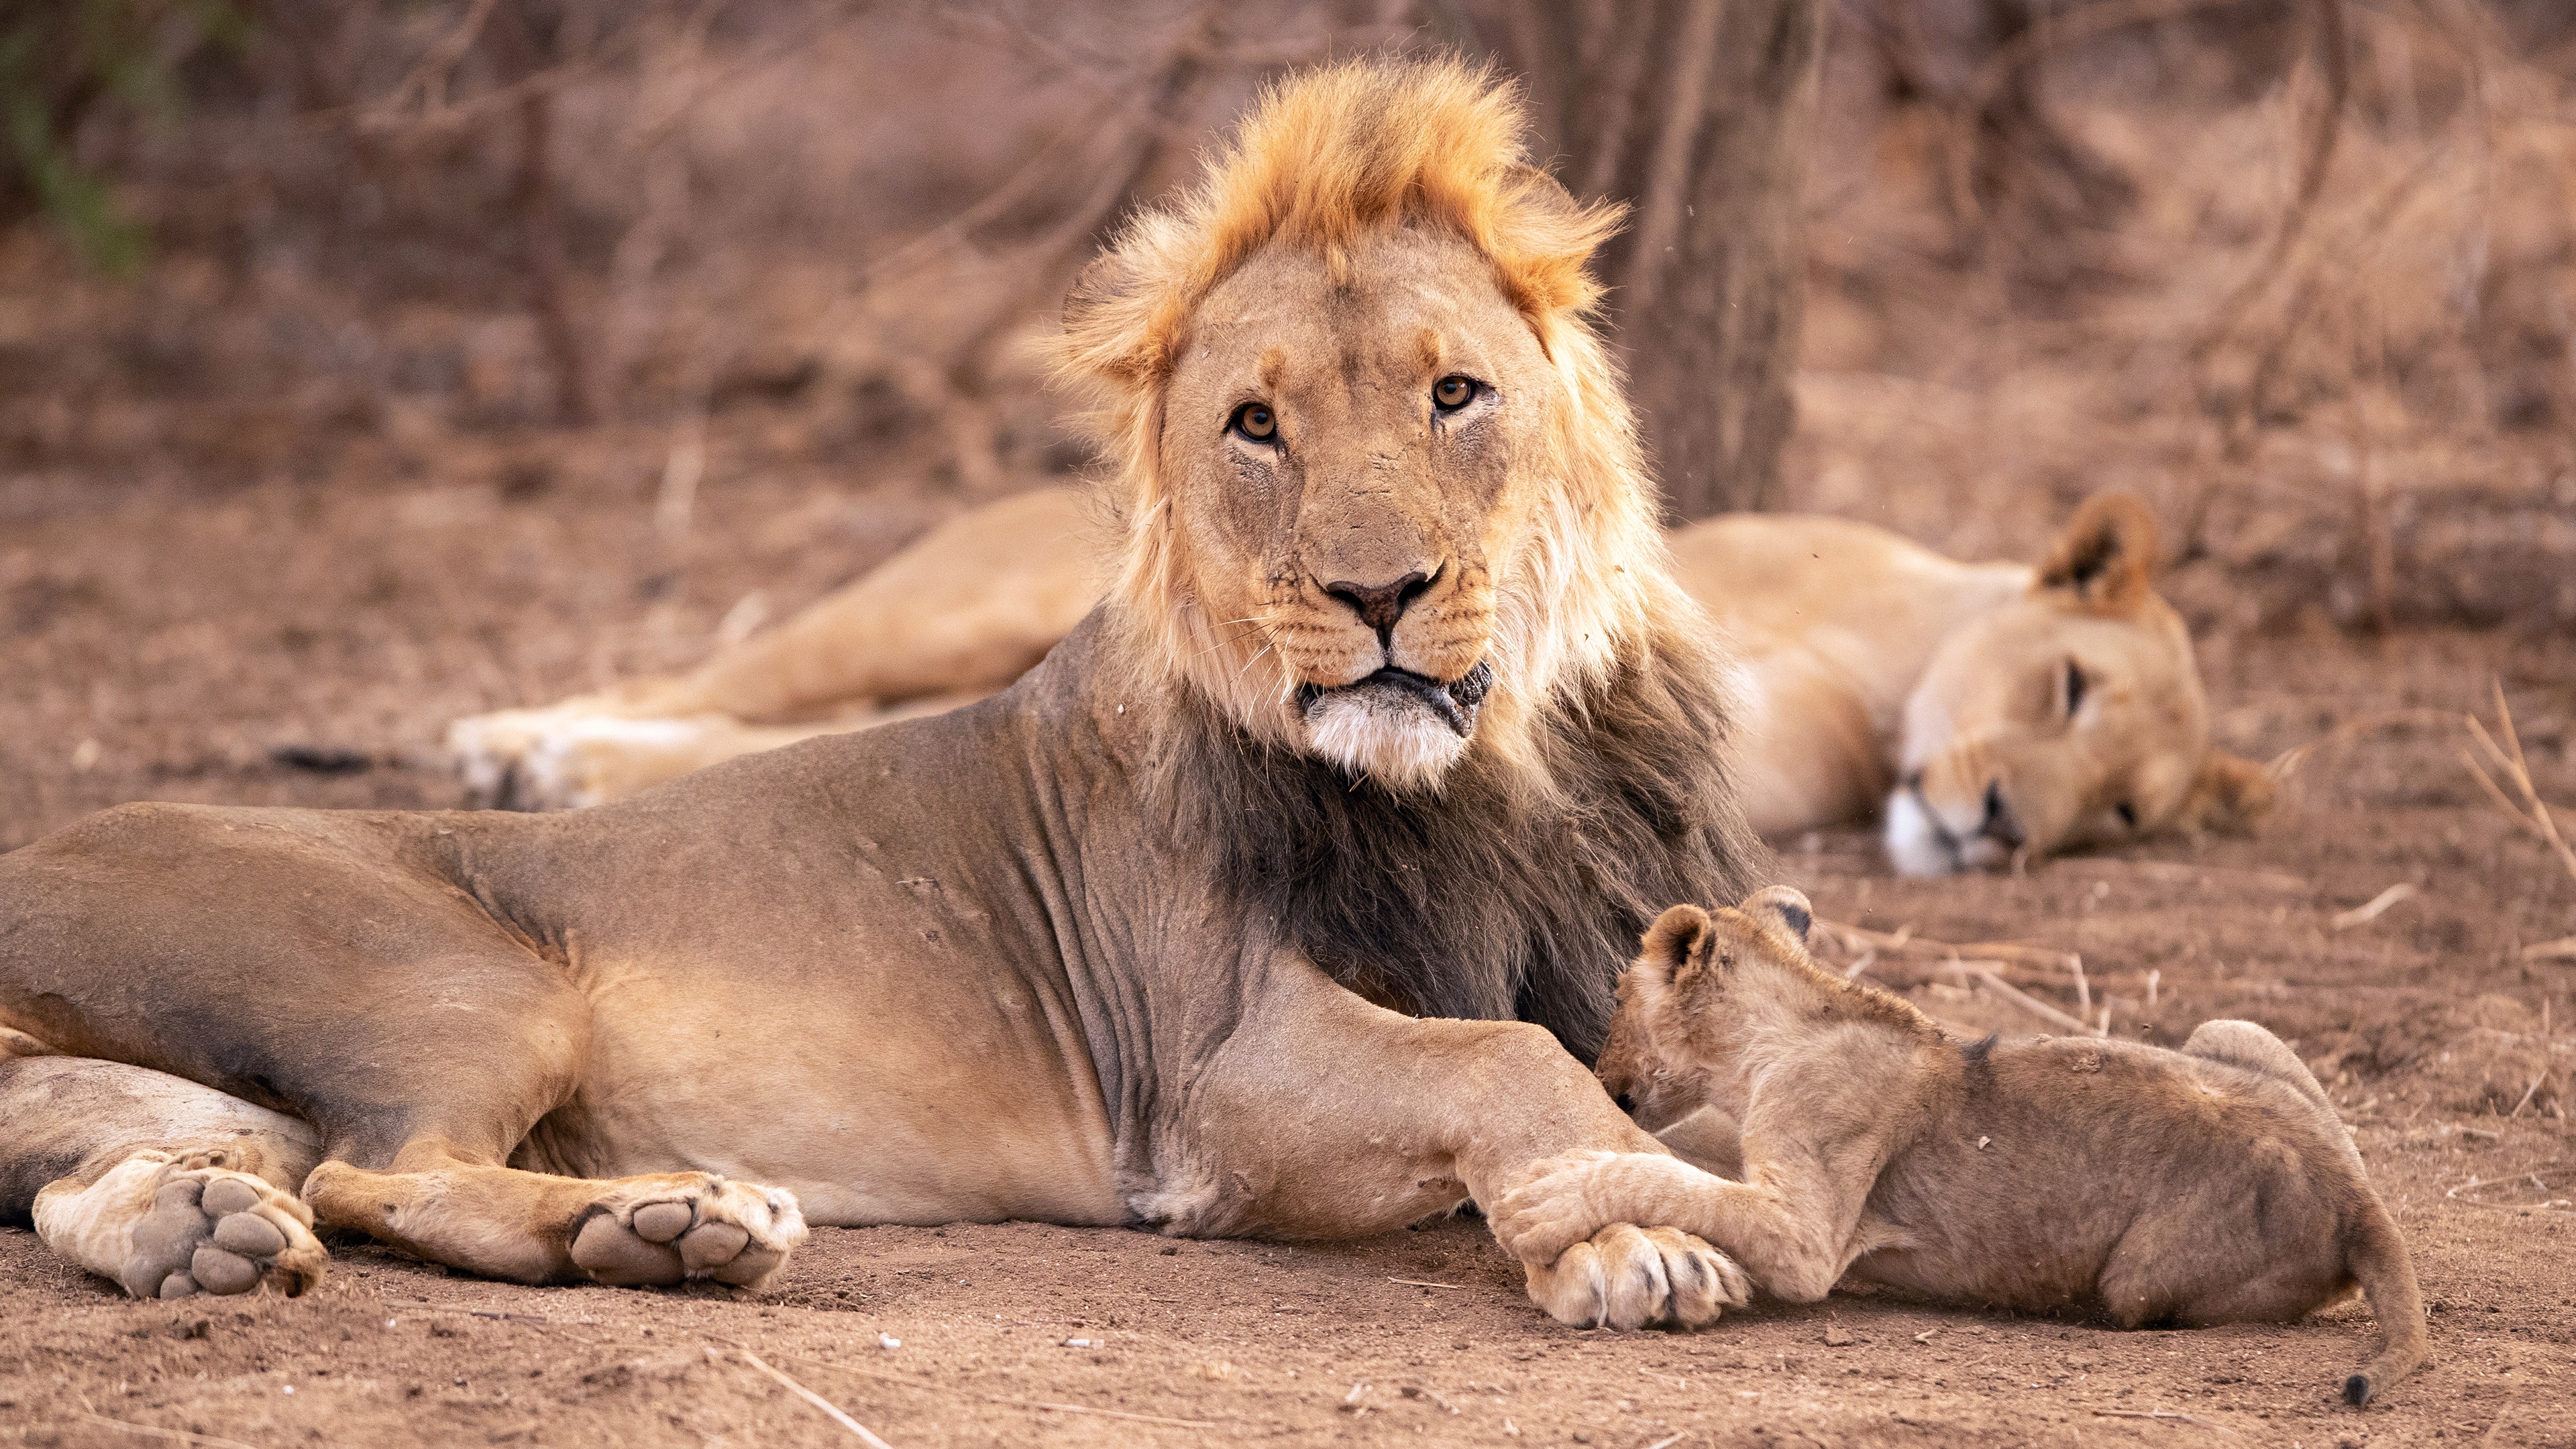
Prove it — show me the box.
[568,1174,807,1289]
[1522,1222,1750,1330]
[36,1151,329,1300]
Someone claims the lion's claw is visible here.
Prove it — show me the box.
[1523,1222,1746,1330]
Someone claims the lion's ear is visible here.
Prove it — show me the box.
[1636,904,1713,983]
[2037,493,2159,615]
[1739,885,1812,945]
[2176,751,2276,836]
[1054,244,1169,386]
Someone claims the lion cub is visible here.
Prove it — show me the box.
[1493,888,2426,1405]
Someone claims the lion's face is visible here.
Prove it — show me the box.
[1884,497,2274,876]
[1154,227,1569,788]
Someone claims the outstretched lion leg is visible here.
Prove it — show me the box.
[1,1055,329,1299]
[303,1150,806,1289]
[1174,957,1750,1331]
[446,485,1101,809]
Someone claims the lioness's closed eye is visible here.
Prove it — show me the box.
[1501,888,2428,1406]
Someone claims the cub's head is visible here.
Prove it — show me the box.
[1596,887,1828,1132]
[1049,59,1666,792]
[1884,495,2275,876]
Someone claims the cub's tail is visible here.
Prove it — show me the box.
[2339,1193,2427,1405]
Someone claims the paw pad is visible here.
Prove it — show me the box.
[567,1176,805,1290]
[122,1167,325,1301]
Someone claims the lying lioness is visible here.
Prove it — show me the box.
[1491,888,2428,1405]
[447,492,2273,875]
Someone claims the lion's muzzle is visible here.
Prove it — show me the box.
[1297,661,1492,739]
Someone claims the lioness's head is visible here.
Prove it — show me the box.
[1050,59,1668,792]
[1596,887,1909,1132]
[1883,495,2275,876]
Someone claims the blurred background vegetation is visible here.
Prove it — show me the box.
[3,0,2573,631]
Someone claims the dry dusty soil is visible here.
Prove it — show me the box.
[3,458,2573,1447]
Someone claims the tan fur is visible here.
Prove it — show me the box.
[449,492,2267,877]
[3,61,1758,1334]
[1498,890,2429,1405]
[1047,56,1666,794]
[1674,495,2275,872]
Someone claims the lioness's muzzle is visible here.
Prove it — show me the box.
[1297,661,1493,737]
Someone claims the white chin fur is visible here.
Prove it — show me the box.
[1304,691,1470,792]
[1882,790,1960,878]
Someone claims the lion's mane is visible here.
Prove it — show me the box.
[1053,57,1764,1057]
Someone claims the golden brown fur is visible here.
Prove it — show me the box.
[1495,889,2428,1404]
[1049,58,1672,794]
[446,493,2272,875]
[2,60,1763,1334]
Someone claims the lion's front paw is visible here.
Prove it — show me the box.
[568,1174,806,1289]
[1523,1224,1749,1330]
[124,1161,327,1299]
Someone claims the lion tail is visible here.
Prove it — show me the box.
[2339,1192,2427,1405]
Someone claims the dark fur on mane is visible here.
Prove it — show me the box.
[1149,624,1766,1063]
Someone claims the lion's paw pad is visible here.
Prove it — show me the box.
[1524,1223,1746,1331]
[570,1176,806,1290]
[124,1166,325,1300]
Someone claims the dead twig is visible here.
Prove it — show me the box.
[1812,919,2081,977]
[2332,882,2417,930]
[2445,1163,2574,1201]
[2462,684,2576,892]
[731,1350,896,1449]
[1967,965,2106,1038]
[1388,1278,1464,1290]
[2094,1407,2239,1432]
[72,1413,269,1449]
[2523,936,2576,964]
[1013,1401,1219,1429]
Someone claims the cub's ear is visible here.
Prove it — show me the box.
[1636,904,1715,983]
[2037,493,2160,615]
[1740,885,1813,945]
[2177,751,2277,835]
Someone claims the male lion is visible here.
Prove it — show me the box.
[0,60,1762,1330]
[449,492,2271,876]
[1490,889,2428,1404]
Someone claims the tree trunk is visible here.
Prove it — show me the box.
[1475,0,1823,521]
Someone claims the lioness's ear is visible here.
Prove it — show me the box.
[1740,885,1813,945]
[2177,751,2277,835]
[2037,493,2159,614]
[1636,904,1712,981]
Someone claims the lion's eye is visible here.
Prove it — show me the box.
[2113,801,2138,829]
[2063,660,2088,717]
[1432,374,1477,411]
[1231,401,1277,441]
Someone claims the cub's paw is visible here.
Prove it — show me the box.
[1523,1223,1749,1331]
[569,1174,807,1289]
[122,1161,327,1299]
[445,705,719,811]
[1492,1150,1715,1265]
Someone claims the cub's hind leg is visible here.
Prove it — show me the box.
[1,1055,328,1298]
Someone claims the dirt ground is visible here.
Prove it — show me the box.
[3,454,2573,1448]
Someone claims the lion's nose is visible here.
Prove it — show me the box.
[1323,569,1436,646]
[1978,780,2027,849]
